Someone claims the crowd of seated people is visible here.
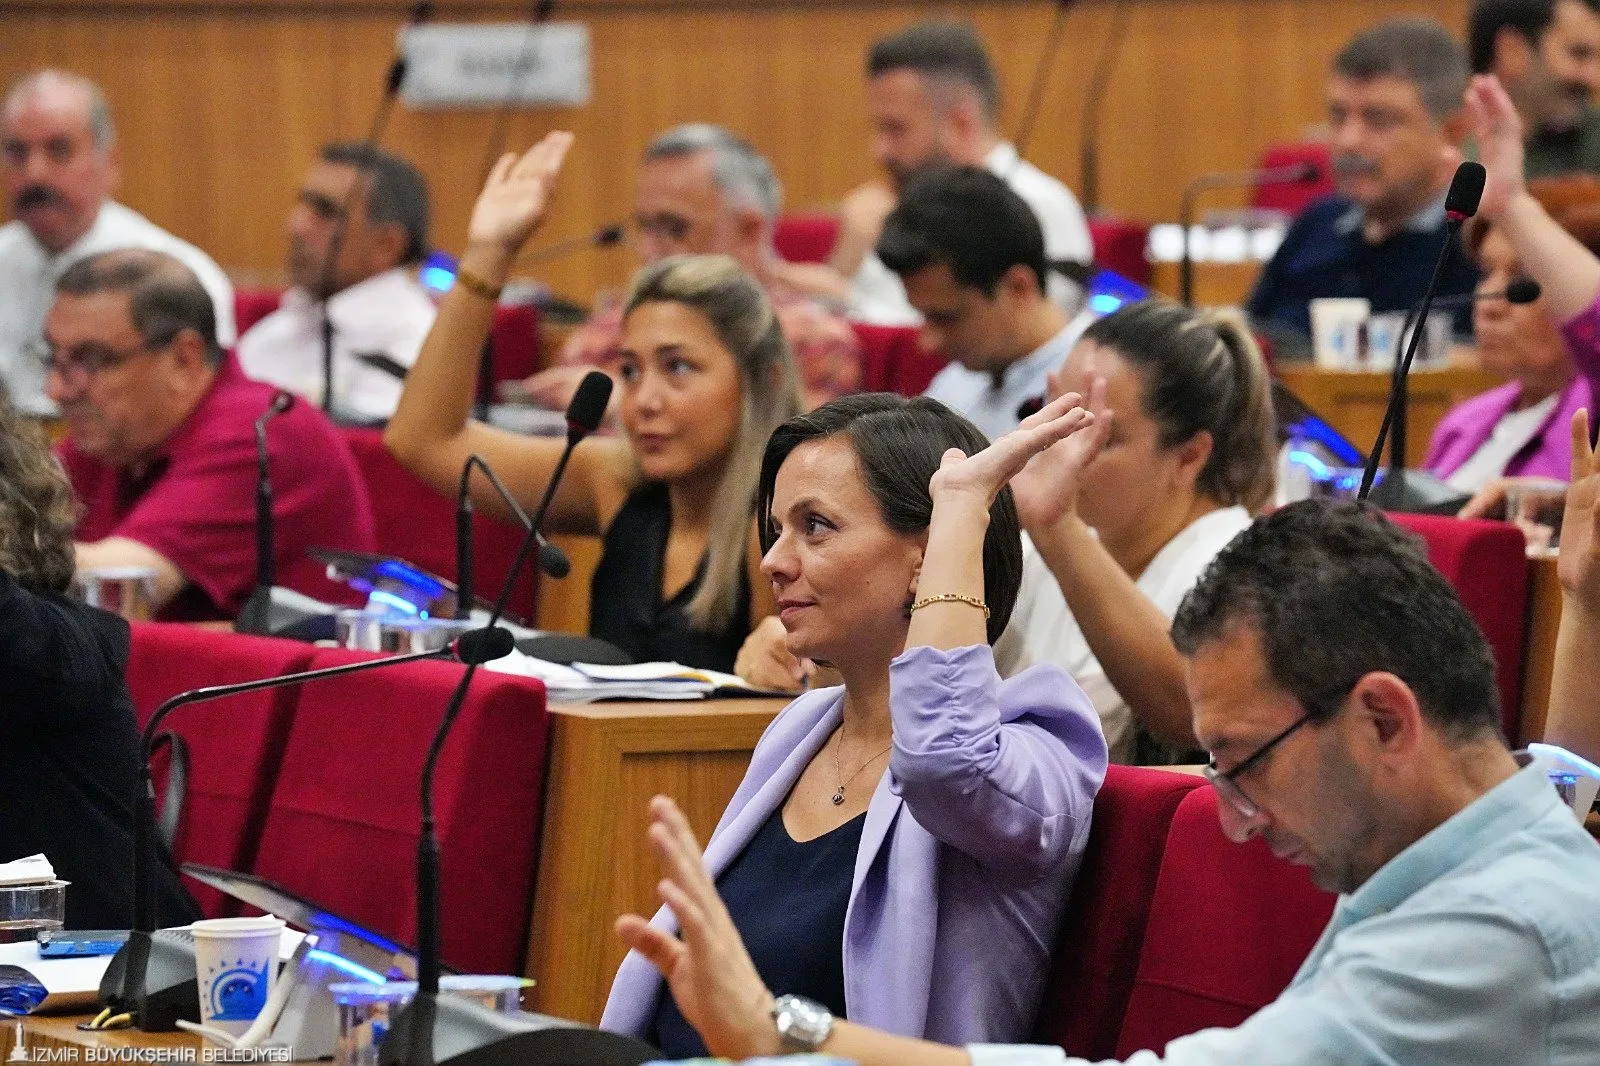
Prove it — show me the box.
[4,6,1600,1065]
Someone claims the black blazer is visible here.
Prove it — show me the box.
[0,569,200,931]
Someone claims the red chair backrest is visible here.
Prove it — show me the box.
[1116,786,1335,1057]
[851,323,946,397]
[1251,143,1337,216]
[1033,767,1205,1059]
[124,624,317,917]
[773,212,841,265]
[250,649,550,974]
[234,289,285,336]
[1088,217,1153,286]
[340,428,538,624]
[1388,513,1530,739]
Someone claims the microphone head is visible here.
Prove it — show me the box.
[1444,162,1487,220]
[538,538,572,580]
[1297,161,1321,183]
[595,224,626,248]
[1506,276,1543,304]
[453,625,515,665]
[567,372,614,438]
[271,391,295,415]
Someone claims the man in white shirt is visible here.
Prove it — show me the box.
[881,167,1088,442]
[236,143,434,423]
[830,21,1093,325]
[0,70,235,415]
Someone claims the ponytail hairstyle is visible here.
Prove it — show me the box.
[1081,299,1276,512]
[623,254,802,633]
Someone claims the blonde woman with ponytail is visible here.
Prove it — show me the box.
[998,299,1277,763]
[387,134,800,670]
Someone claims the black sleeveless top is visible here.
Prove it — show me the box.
[589,482,751,672]
[646,804,866,1059]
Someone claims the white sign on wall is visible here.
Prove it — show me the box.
[399,23,591,109]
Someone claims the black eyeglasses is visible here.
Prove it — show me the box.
[1204,711,1315,819]
[29,338,161,387]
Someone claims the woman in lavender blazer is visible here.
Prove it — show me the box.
[1430,77,1600,506]
[603,393,1109,1052]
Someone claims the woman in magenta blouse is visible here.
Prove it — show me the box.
[1433,76,1600,511]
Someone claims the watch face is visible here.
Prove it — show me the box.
[773,994,834,1051]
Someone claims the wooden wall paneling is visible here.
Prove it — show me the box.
[3,1,1472,306]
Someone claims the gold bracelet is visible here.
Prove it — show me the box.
[909,593,990,619]
[454,266,503,303]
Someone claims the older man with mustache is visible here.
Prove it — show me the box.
[1246,19,1481,342]
[0,70,235,415]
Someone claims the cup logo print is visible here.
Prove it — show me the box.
[206,956,273,1021]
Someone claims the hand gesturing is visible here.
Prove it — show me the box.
[466,132,575,253]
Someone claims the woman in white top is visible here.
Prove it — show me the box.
[997,299,1277,762]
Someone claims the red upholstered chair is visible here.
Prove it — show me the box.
[1033,767,1205,1060]
[851,323,946,397]
[1251,143,1336,217]
[250,650,549,974]
[340,428,539,624]
[1115,786,1335,1057]
[773,212,841,265]
[1088,217,1153,286]
[1388,513,1530,740]
[124,623,317,917]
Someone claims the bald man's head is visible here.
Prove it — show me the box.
[2,70,119,253]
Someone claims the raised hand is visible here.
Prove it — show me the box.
[1464,74,1526,222]
[1010,371,1112,533]
[927,392,1095,512]
[734,615,814,692]
[614,797,778,1060]
[1559,409,1600,611]
[466,132,575,254]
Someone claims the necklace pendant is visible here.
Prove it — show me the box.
[831,787,845,805]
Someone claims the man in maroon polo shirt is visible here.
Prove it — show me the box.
[44,248,376,621]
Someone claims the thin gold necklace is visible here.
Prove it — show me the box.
[832,724,892,806]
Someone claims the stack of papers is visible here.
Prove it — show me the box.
[485,651,791,703]
[0,855,55,887]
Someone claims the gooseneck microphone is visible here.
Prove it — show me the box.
[1433,276,1542,307]
[99,626,514,1031]
[380,372,655,1066]
[319,0,435,417]
[1012,0,1081,161]
[236,391,296,635]
[516,222,627,267]
[455,454,572,621]
[1077,0,1134,215]
[1178,161,1323,306]
[1358,162,1487,509]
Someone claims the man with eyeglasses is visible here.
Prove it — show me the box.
[0,69,235,416]
[47,248,374,622]
[521,123,861,413]
[611,499,1600,1066]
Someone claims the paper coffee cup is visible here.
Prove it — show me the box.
[191,915,284,1036]
[1309,298,1371,369]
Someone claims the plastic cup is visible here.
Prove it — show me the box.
[331,982,417,1066]
[72,567,158,621]
[191,916,284,1037]
[439,975,531,1014]
[1309,298,1371,369]
[0,881,67,944]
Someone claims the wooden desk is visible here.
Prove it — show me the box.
[1276,365,1504,469]
[1148,261,1263,308]
[522,696,785,1026]
[18,1014,208,1061]
[1520,554,1562,745]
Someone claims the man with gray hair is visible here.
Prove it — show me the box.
[237,142,434,422]
[529,122,861,411]
[48,248,373,622]
[0,70,235,414]
[1247,18,1480,339]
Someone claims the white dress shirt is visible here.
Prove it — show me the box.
[848,141,1094,326]
[0,201,236,414]
[993,507,1252,763]
[922,314,1090,443]
[236,267,437,423]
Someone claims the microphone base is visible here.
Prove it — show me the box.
[98,929,201,1032]
[377,992,657,1066]
[1366,469,1473,516]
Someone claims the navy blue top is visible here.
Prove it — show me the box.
[1246,193,1479,338]
[646,804,865,1059]
[588,481,751,672]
